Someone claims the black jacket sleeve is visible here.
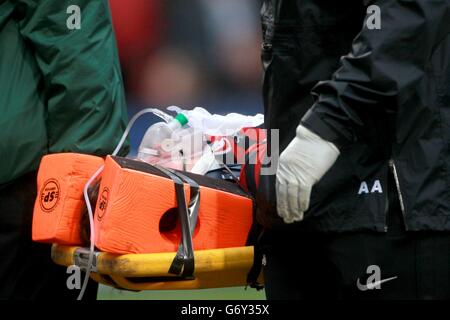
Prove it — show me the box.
[301,0,450,149]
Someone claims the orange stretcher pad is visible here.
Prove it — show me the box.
[32,153,254,254]
[32,153,104,245]
[95,156,253,254]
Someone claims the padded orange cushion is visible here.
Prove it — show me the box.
[32,153,104,245]
[94,156,253,254]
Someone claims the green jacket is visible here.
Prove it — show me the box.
[0,0,129,185]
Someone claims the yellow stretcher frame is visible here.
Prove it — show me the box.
[51,244,263,291]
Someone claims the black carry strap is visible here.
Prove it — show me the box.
[245,208,265,291]
[154,166,200,279]
[167,170,200,277]
[243,148,266,291]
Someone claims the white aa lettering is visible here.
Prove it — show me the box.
[66,265,81,290]
[366,5,381,30]
[366,265,381,289]
[66,5,81,30]
[371,180,383,194]
[358,180,383,195]
[358,181,370,195]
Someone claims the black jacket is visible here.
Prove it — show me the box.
[259,0,450,232]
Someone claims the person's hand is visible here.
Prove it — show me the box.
[276,125,340,223]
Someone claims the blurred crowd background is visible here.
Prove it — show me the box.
[109,0,263,154]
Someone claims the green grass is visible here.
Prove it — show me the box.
[97,285,266,300]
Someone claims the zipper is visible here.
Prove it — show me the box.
[384,185,389,232]
[388,159,408,231]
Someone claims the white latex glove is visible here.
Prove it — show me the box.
[276,125,340,223]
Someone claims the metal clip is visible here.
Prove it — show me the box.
[73,248,100,272]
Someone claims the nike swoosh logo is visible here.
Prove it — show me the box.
[356,276,398,291]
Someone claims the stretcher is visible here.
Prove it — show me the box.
[33,152,263,291]
[51,244,262,290]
